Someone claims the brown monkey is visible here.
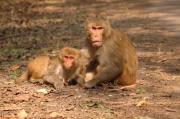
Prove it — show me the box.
[83,13,138,88]
[15,55,64,90]
[15,47,87,90]
[60,47,89,86]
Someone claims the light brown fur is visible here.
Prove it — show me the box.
[61,47,88,86]
[15,47,88,90]
[15,55,64,91]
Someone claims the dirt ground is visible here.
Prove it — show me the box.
[0,0,179,119]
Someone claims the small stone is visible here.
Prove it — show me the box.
[36,88,48,94]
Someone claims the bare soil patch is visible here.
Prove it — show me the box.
[0,0,179,119]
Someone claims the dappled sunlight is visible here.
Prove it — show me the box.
[43,0,65,4]
[0,0,179,119]
[29,18,64,28]
[128,27,151,35]
[32,6,64,14]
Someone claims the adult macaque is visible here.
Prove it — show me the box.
[83,13,138,89]
[15,47,87,90]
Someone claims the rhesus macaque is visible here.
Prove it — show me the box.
[15,47,87,90]
[60,47,88,86]
[83,13,138,89]
[15,55,64,91]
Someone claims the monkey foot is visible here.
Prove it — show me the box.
[54,82,64,92]
[55,86,63,92]
[120,84,136,91]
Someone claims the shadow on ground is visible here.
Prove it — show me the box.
[0,0,179,119]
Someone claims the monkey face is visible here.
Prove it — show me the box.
[63,55,75,69]
[86,12,112,47]
[59,47,81,70]
[88,23,104,47]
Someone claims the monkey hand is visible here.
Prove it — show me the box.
[84,72,96,88]
[54,81,64,92]
[63,79,69,86]
[85,73,94,82]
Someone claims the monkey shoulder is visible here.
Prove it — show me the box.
[47,57,63,75]
[28,55,50,71]
[111,29,134,48]
[103,29,133,59]
[112,29,128,41]
[29,55,50,64]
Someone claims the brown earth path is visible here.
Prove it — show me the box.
[147,0,180,33]
[0,0,180,119]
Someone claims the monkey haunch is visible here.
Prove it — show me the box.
[15,47,86,90]
[83,13,138,88]
[15,55,64,91]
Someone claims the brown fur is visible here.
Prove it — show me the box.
[61,47,88,86]
[15,47,88,90]
[15,55,64,91]
[83,13,138,88]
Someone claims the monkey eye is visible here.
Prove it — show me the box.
[68,56,74,60]
[92,26,97,30]
[64,56,69,59]
[64,55,74,60]
[97,27,103,30]
[92,26,103,30]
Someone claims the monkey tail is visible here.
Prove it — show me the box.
[15,70,29,84]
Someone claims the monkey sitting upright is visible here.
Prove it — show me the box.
[82,12,138,89]
[59,47,89,86]
[15,47,88,90]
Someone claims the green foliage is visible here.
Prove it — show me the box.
[0,48,27,59]
[136,87,146,94]
[9,71,19,78]
[85,101,102,108]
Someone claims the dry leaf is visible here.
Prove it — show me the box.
[136,97,149,107]
[17,109,28,119]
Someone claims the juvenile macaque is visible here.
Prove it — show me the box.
[15,47,88,90]
[83,13,138,88]
[15,55,64,90]
[60,47,88,86]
